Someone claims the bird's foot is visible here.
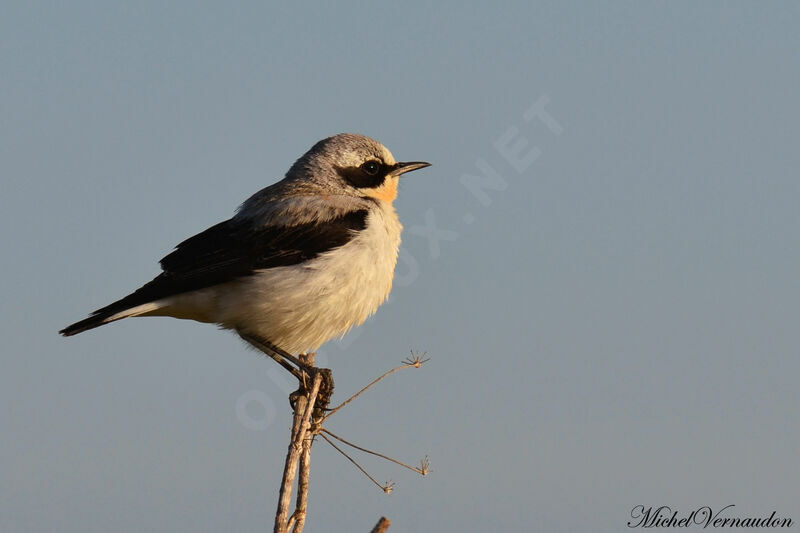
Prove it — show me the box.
[289,360,334,420]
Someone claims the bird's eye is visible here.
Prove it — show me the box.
[362,161,381,175]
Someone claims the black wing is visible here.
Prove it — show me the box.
[59,210,369,336]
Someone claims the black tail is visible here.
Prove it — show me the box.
[59,275,171,337]
[59,311,124,337]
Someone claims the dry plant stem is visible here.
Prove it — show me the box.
[274,372,322,533]
[291,353,316,533]
[323,357,426,423]
[291,436,313,533]
[279,394,307,533]
[322,429,428,475]
[370,517,391,533]
[320,433,389,492]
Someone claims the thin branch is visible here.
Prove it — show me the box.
[277,395,306,533]
[274,372,322,533]
[322,352,429,423]
[291,353,317,533]
[320,433,394,493]
[322,429,430,476]
[290,435,313,533]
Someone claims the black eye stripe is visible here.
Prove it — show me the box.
[336,162,392,189]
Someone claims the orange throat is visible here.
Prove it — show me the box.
[365,177,399,204]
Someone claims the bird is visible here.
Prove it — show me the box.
[60,133,430,358]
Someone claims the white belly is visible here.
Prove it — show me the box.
[161,204,402,354]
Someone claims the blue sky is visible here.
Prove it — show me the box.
[2,2,798,532]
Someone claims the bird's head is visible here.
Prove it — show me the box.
[288,133,430,204]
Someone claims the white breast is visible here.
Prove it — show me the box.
[209,203,403,353]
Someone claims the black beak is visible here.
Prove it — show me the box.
[392,161,431,176]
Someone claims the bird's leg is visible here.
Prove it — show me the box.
[239,333,334,414]
[239,333,306,375]
[291,353,314,410]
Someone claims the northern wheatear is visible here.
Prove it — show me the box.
[60,133,430,357]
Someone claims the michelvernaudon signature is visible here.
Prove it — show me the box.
[628,505,793,529]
